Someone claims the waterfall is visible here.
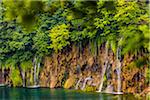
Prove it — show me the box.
[81,76,92,90]
[36,62,40,85]
[105,84,113,93]
[22,72,25,87]
[18,64,25,87]
[32,56,41,86]
[116,47,121,93]
[75,78,82,90]
[26,56,40,88]
[98,60,108,92]
[98,43,108,92]
[33,56,37,85]
[104,64,113,93]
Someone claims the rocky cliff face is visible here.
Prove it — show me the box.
[39,44,148,93]
[2,44,148,94]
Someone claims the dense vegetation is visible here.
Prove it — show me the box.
[0,0,149,89]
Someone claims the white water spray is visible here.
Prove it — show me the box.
[116,47,122,93]
[81,76,93,90]
[98,43,108,92]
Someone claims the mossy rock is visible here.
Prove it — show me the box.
[10,67,22,87]
[84,85,97,92]
[146,92,150,100]
[64,77,75,89]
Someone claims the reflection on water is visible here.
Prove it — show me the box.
[0,87,138,100]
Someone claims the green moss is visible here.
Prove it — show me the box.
[20,60,33,71]
[146,92,150,100]
[135,57,148,68]
[84,85,97,92]
[145,67,150,84]
[10,67,22,87]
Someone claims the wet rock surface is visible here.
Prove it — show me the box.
[38,45,148,94]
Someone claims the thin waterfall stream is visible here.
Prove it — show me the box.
[98,60,108,92]
[75,78,82,90]
[22,72,25,87]
[98,43,108,92]
[33,57,37,86]
[36,62,40,85]
[81,76,93,90]
[27,56,40,88]
[104,64,114,93]
[116,46,122,94]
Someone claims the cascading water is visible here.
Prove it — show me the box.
[33,56,37,85]
[98,60,108,92]
[81,76,93,90]
[116,47,122,94]
[98,43,108,92]
[18,64,25,87]
[105,84,113,93]
[104,64,114,93]
[27,56,40,88]
[75,78,82,90]
[33,56,41,86]
[36,62,40,85]
[22,72,25,87]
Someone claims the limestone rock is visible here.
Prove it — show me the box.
[64,76,75,89]
[50,76,57,88]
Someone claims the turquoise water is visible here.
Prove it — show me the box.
[0,87,138,100]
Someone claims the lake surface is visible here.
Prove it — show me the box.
[0,87,139,100]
